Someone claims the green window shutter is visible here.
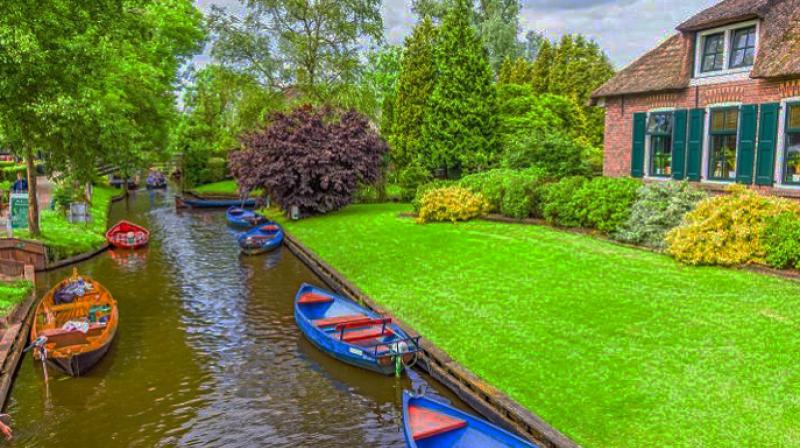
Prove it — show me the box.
[671,110,688,180]
[756,103,780,186]
[735,104,757,184]
[686,108,705,181]
[631,112,646,178]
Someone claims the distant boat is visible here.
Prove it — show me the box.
[29,269,118,377]
[402,392,538,448]
[106,220,150,249]
[175,195,257,209]
[145,172,167,190]
[294,284,420,375]
[238,223,284,255]
[226,206,269,228]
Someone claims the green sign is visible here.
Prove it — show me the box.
[9,193,28,230]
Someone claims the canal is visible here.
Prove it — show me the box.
[6,189,459,447]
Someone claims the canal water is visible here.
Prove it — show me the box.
[6,189,458,447]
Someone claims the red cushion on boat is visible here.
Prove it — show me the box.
[260,225,279,232]
[409,405,467,441]
[298,292,334,304]
[313,314,366,328]
[339,326,393,342]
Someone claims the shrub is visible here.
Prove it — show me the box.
[398,162,432,201]
[230,106,388,217]
[502,131,599,178]
[541,176,588,228]
[417,186,488,223]
[458,167,548,218]
[615,182,707,250]
[762,212,800,269]
[205,157,228,184]
[666,186,800,266]
[572,177,642,233]
[412,179,456,212]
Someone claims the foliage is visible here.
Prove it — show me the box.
[230,106,387,217]
[666,186,800,266]
[422,0,500,175]
[358,45,404,123]
[52,182,87,213]
[476,0,523,73]
[498,57,533,85]
[411,179,456,213]
[571,177,641,233]
[393,17,438,171]
[762,212,800,270]
[0,280,33,314]
[416,186,488,223]
[398,162,434,202]
[205,157,228,184]
[615,182,707,250]
[208,0,383,99]
[458,167,548,218]
[541,176,588,228]
[502,131,599,178]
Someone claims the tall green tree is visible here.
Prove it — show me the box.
[423,0,499,176]
[531,39,554,94]
[476,0,522,74]
[0,0,203,234]
[393,17,438,170]
[208,0,384,100]
[499,57,534,85]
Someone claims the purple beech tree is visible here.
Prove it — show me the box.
[230,106,388,217]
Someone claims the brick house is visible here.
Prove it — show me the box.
[590,0,800,196]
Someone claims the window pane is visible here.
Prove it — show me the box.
[789,105,800,130]
[647,113,673,135]
[709,134,737,180]
[702,33,725,72]
[783,133,800,184]
[730,26,756,68]
[724,109,739,131]
[711,109,738,132]
[650,135,673,177]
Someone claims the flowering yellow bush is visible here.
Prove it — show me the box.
[666,185,800,266]
[417,186,489,223]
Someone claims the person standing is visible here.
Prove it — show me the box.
[10,172,27,193]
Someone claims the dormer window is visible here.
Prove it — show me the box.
[694,21,758,78]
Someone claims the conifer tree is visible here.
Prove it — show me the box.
[530,39,554,94]
[498,56,514,84]
[393,17,438,170]
[422,0,499,176]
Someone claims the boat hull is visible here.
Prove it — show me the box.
[226,207,269,228]
[177,195,257,209]
[237,225,284,255]
[46,328,116,377]
[106,220,150,249]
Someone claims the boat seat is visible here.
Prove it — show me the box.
[298,292,334,305]
[41,324,105,348]
[339,326,393,342]
[408,405,467,441]
[313,314,366,328]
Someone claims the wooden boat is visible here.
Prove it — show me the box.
[402,392,538,448]
[106,220,150,249]
[175,195,257,209]
[29,269,118,377]
[145,172,167,190]
[294,284,420,375]
[226,206,269,228]
[237,223,284,255]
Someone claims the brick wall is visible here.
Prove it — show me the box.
[602,77,800,196]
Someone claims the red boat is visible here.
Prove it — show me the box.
[105,220,150,249]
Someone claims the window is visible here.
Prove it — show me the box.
[729,26,756,68]
[708,108,739,181]
[701,33,725,73]
[647,112,673,177]
[783,104,800,185]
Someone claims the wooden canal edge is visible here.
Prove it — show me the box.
[283,233,580,448]
[0,270,36,411]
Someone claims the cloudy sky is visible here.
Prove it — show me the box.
[194,0,719,69]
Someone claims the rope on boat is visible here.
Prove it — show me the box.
[24,336,49,383]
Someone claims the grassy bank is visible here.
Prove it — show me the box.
[0,281,33,315]
[16,186,116,261]
[276,203,800,447]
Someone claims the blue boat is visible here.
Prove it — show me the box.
[226,206,269,228]
[237,223,284,255]
[176,195,257,209]
[402,392,538,448]
[294,284,421,376]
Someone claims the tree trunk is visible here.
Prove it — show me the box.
[25,147,40,236]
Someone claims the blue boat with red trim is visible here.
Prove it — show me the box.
[402,392,538,448]
[294,284,420,376]
[175,195,257,209]
[226,206,269,228]
[237,223,284,255]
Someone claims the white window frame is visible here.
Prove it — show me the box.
[701,102,742,184]
[694,20,759,79]
[643,108,676,180]
[775,98,800,190]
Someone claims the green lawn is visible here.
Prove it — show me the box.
[16,186,116,261]
[276,203,800,448]
[0,280,33,315]
[192,180,238,195]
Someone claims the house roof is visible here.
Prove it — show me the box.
[591,0,800,101]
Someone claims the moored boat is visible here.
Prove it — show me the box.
[106,220,150,249]
[176,195,257,209]
[294,284,420,375]
[237,223,284,255]
[402,392,538,448]
[145,171,167,190]
[226,206,269,228]
[29,269,119,377]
